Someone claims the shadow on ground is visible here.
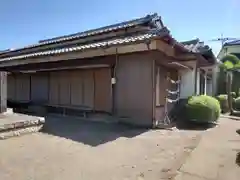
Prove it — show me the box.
[236,129,240,135]
[175,119,216,131]
[40,115,148,147]
[12,107,44,117]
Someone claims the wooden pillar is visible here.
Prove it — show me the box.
[0,72,7,113]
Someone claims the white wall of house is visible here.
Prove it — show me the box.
[216,44,240,96]
[179,69,195,98]
[180,62,215,98]
[206,79,213,95]
[218,45,240,60]
[179,61,198,99]
[196,70,200,95]
[201,66,217,96]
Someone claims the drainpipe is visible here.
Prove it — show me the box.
[111,48,118,114]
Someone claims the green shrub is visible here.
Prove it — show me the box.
[234,97,240,110]
[186,95,221,123]
[231,92,237,98]
[216,94,229,113]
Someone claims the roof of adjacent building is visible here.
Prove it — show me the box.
[181,38,216,64]
[223,39,240,46]
[181,38,210,53]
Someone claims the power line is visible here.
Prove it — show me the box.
[209,34,238,47]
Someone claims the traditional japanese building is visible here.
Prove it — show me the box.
[0,13,216,127]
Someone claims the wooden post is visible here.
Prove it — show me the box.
[0,72,7,113]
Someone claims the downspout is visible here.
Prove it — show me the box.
[111,48,118,114]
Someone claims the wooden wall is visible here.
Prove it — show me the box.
[7,67,112,112]
[114,54,154,127]
[8,73,30,101]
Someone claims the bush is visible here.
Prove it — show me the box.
[231,92,237,98]
[234,97,240,110]
[216,94,229,113]
[186,95,221,123]
[216,93,236,113]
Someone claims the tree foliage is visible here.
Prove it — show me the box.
[220,54,240,69]
[218,54,240,113]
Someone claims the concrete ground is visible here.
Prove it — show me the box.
[175,118,240,180]
[0,116,202,180]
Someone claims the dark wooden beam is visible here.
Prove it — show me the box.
[0,72,7,113]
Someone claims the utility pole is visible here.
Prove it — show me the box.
[210,33,237,48]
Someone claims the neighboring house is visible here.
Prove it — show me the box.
[0,13,216,127]
[218,39,240,60]
[217,39,240,95]
[180,39,217,97]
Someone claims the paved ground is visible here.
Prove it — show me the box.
[175,118,240,180]
[0,116,202,180]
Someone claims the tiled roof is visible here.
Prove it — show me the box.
[39,13,160,44]
[224,39,240,46]
[181,39,208,53]
[0,28,169,62]
[1,13,161,54]
[0,49,11,54]
[181,38,216,64]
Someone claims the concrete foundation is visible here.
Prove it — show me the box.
[0,112,45,139]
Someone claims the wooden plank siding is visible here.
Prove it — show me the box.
[8,68,112,112]
[94,68,112,112]
[114,54,154,127]
[30,73,49,103]
[15,74,30,102]
[49,71,59,105]
[69,70,84,106]
[7,74,16,100]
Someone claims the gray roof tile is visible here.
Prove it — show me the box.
[181,38,216,64]
[0,32,165,62]
[2,13,160,54]
[181,38,209,53]
[224,39,240,46]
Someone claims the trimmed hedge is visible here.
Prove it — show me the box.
[186,95,221,123]
[231,92,237,98]
[234,97,240,110]
[216,93,236,113]
[216,94,229,113]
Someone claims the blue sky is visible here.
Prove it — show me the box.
[0,0,239,55]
